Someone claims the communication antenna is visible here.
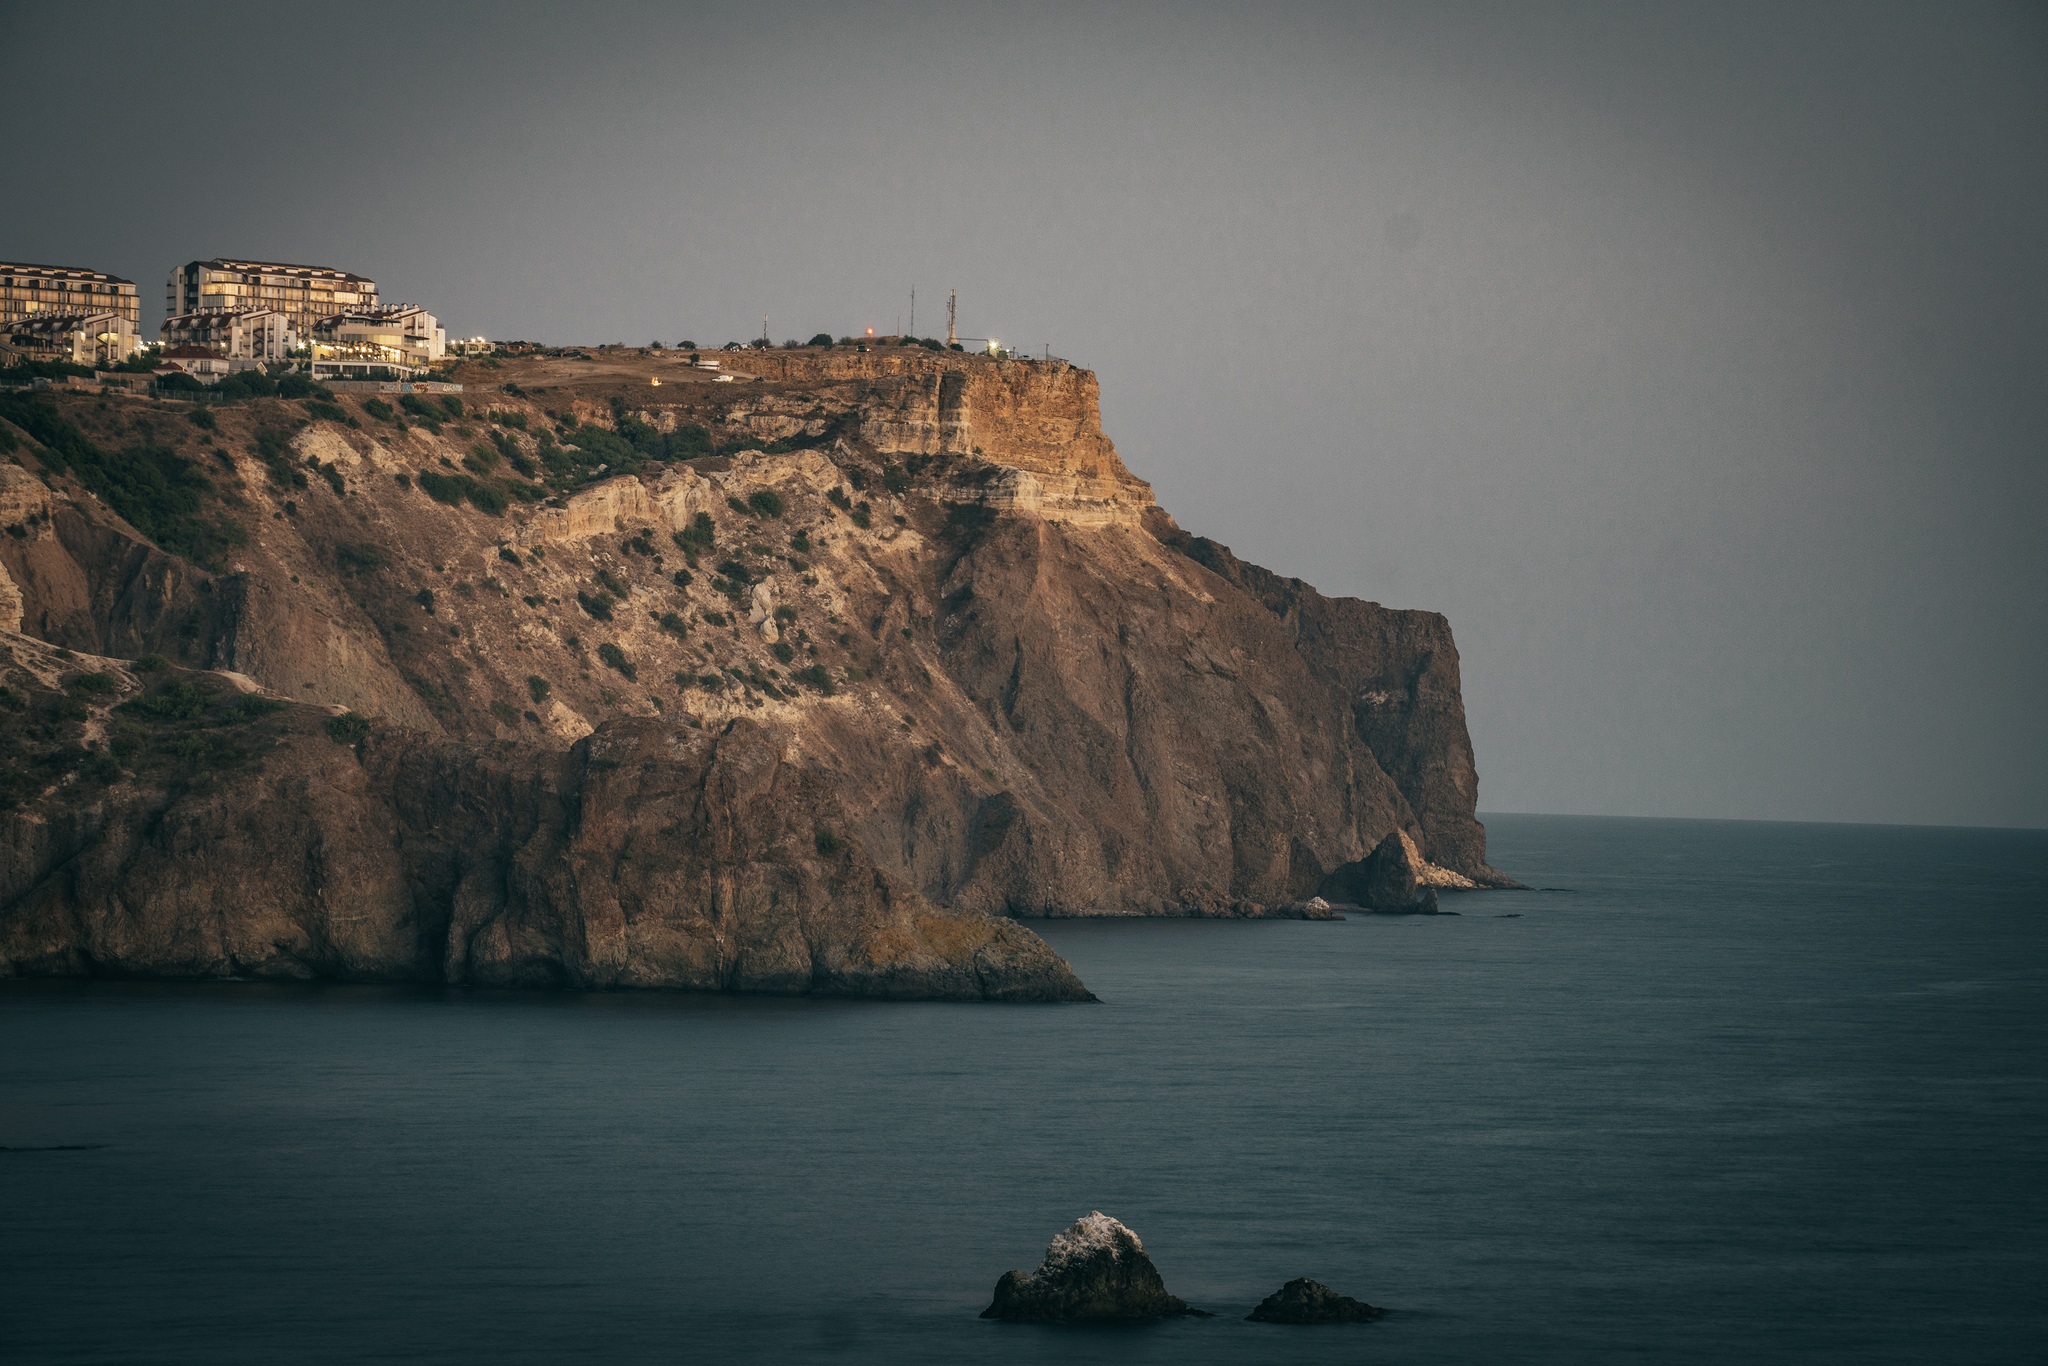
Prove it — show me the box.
[761,315,770,345]
[909,287,915,340]
[946,290,957,348]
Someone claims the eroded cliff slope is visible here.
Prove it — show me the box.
[0,345,1513,992]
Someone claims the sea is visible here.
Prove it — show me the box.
[2,814,2043,1365]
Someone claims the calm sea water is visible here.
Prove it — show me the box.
[3,814,2043,1364]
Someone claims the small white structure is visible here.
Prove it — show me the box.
[155,345,233,382]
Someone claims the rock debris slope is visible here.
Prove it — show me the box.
[0,345,1515,995]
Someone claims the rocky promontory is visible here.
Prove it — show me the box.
[2,344,1514,997]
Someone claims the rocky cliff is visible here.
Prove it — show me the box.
[0,345,1514,995]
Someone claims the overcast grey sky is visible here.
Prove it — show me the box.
[10,1,2044,828]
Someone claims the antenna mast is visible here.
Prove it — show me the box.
[909,288,914,339]
[945,290,956,348]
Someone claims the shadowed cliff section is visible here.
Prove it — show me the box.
[0,643,1086,999]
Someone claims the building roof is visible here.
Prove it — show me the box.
[6,309,120,335]
[185,258,373,287]
[0,262,135,286]
[160,344,228,360]
[165,307,287,327]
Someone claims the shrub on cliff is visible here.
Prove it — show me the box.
[418,471,467,506]
[527,675,551,703]
[577,590,615,621]
[335,540,387,573]
[748,489,785,519]
[808,333,833,347]
[598,643,637,681]
[325,712,371,745]
[674,511,715,555]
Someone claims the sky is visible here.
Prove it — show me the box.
[9,0,2044,828]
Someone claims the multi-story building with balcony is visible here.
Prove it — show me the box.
[3,309,131,367]
[309,304,445,380]
[0,263,142,358]
[160,306,294,363]
[166,258,377,343]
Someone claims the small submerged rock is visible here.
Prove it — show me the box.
[982,1211,1210,1322]
[1245,1277,1387,1324]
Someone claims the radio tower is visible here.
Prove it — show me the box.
[909,287,915,340]
[945,290,957,348]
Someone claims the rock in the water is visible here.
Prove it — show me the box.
[1316,829,1441,912]
[1245,1277,1387,1324]
[982,1211,1207,1322]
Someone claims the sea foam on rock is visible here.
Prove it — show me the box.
[1245,1276,1387,1324]
[981,1212,1208,1322]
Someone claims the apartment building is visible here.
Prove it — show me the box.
[161,306,294,362]
[0,262,142,357]
[3,309,130,367]
[309,304,445,380]
[167,258,377,342]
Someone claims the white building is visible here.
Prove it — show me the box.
[1,263,142,358]
[155,345,234,382]
[309,304,445,380]
[168,258,375,342]
[161,306,294,362]
[3,308,130,367]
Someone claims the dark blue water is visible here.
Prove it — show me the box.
[3,815,2043,1364]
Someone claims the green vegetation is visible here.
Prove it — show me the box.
[577,590,615,621]
[527,675,552,703]
[674,512,716,557]
[792,664,835,695]
[361,398,394,422]
[187,408,217,432]
[398,393,443,431]
[748,489,785,519]
[808,333,834,347]
[68,672,118,696]
[0,394,247,570]
[942,501,1000,543]
[597,642,637,681]
[304,399,348,422]
[325,712,371,745]
[415,469,526,516]
[815,831,843,856]
[489,699,519,726]
[595,568,628,597]
[252,428,308,489]
[133,653,167,674]
[771,641,794,664]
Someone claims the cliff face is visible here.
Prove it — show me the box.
[0,347,1513,995]
[0,636,1085,998]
